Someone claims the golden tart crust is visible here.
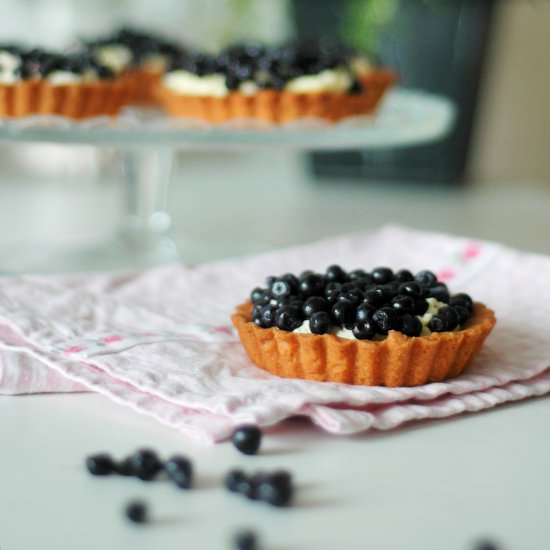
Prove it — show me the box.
[231,301,496,387]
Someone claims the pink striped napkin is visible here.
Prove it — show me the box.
[1,226,549,443]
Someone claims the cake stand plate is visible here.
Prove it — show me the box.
[0,88,456,273]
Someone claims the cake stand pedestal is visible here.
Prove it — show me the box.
[0,88,455,273]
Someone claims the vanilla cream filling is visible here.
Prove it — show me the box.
[163,65,356,97]
[94,45,133,73]
[284,68,353,94]
[0,51,21,84]
[292,297,451,340]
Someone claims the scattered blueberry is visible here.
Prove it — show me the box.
[232,425,262,455]
[115,456,134,477]
[234,529,258,550]
[85,453,115,476]
[225,469,247,492]
[125,500,148,524]
[164,455,193,489]
[129,448,162,481]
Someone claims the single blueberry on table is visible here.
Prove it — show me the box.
[129,448,162,481]
[225,469,247,492]
[85,453,115,476]
[232,425,262,455]
[234,530,258,550]
[125,500,148,524]
[164,455,193,489]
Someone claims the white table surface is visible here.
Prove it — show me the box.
[1,148,549,550]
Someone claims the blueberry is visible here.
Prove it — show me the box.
[365,285,387,305]
[381,282,400,299]
[164,455,193,489]
[338,289,363,307]
[347,269,369,281]
[399,281,423,298]
[85,453,115,476]
[275,305,302,331]
[352,320,376,340]
[324,281,342,299]
[234,530,258,550]
[270,279,292,299]
[129,448,162,481]
[399,314,422,337]
[395,269,414,282]
[309,311,331,334]
[355,303,375,322]
[265,275,276,288]
[372,307,400,332]
[450,293,474,311]
[427,284,450,303]
[391,295,415,314]
[437,306,459,330]
[303,296,328,318]
[453,304,471,325]
[115,457,134,477]
[414,270,438,287]
[281,273,299,294]
[331,299,356,326]
[428,316,448,332]
[256,477,293,507]
[250,287,266,303]
[298,273,325,297]
[473,540,500,550]
[125,500,148,524]
[349,79,363,95]
[256,304,277,328]
[325,264,346,283]
[371,267,394,284]
[232,425,262,455]
[413,298,429,316]
[225,469,247,492]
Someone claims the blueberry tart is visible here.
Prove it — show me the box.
[232,266,496,387]
[83,27,183,104]
[0,46,129,119]
[157,41,396,124]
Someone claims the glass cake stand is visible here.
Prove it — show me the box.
[0,88,455,273]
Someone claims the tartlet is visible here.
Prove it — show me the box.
[0,46,129,119]
[157,42,396,124]
[232,266,496,387]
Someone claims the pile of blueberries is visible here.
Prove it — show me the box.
[169,41,364,93]
[250,266,475,340]
[85,426,288,549]
[0,44,117,80]
[85,27,183,66]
